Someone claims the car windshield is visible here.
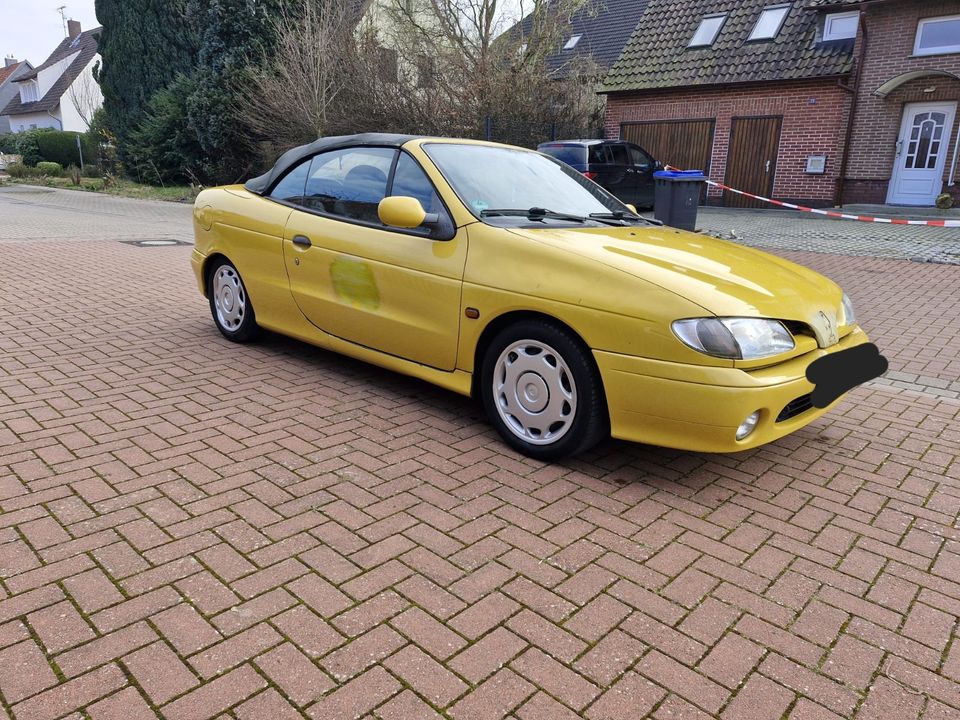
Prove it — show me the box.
[423,143,630,222]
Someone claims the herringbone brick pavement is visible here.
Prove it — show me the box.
[1,238,959,719]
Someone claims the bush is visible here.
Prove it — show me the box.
[128,74,209,185]
[0,134,17,153]
[35,131,97,168]
[5,163,39,178]
[66,164,82,186]
[36,161,63,176]
[82,164,102,178]
[8,129,52,166]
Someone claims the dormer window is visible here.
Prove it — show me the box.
[563,34,582,50]
[19,80,39,103]
[823,11,859,41]
[689,14,726,48]
[748,5,790,41]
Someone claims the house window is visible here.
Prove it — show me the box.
[563,34,582,50]
[416,55,435,88]
[376,46,398,83]
[19,80,39,103]
[823,10,859,41]
[748,5,791,41]
[914,15,960,56]
[688,15,726,47]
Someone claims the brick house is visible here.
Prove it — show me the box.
[600,0,960,208]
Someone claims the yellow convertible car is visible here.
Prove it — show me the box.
[192,134,874,460]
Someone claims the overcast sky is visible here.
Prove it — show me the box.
[1,0,99,67]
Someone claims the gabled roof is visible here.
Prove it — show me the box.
[0,61,28,87]
[515,0,651,77]
[1,28,100,117]
[602,0,855,93]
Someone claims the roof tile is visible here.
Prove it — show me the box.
[1,28,100,117]
[601,0,854,92]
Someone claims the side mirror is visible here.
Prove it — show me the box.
[378,196,438,229]
[624,203,638,215]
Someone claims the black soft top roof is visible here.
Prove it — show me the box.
[244,133,421,195]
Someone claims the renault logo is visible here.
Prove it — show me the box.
[818,310,837,346]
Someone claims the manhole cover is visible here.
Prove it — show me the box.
[121,239,192,247]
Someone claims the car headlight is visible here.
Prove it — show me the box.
[841,293,856,326]
[672,318,795,360]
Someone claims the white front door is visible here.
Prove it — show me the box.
[887,101,957,205]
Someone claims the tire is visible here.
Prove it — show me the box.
[481,319,608,460]
[207,258,260,343]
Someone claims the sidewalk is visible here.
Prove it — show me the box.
[697,205,960,264]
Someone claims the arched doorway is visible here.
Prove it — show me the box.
[875,71,960,206]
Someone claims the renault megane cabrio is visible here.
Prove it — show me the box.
[191,134,871,460]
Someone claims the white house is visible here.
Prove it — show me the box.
[0,57,35,134]
[0,21,102,134]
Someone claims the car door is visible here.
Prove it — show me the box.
[627,143,656,209]
[279,146,467,371]
[598,143,638,205]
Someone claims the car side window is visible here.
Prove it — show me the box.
[628,145,652,170]
[391,153,441,212]
[587,145,606,164]
[302,147,397,224]
[607,144,629,166]
[268,160,310,204]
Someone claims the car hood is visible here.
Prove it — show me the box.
[506,224,843,325]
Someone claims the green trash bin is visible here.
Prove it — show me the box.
[654,170,706,231]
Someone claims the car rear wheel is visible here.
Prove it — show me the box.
[208,259,260,342]
[481,320,608,460]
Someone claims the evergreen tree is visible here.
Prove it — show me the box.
[94,0,198,148]
[184,0,292,183]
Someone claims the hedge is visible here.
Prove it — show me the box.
[35,131,97,168]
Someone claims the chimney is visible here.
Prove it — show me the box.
[4,56,18,68]
[68,20,81,39]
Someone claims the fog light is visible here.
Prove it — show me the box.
[736,411,761,441]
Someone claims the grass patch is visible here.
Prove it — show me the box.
[1,174,200,203]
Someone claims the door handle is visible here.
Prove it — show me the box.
[292,235,312,248]
[765,160,771,173]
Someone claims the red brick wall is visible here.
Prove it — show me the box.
[605,80,850,205]
[845,0,960,204]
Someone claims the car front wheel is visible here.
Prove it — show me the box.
[481,320,608,460]
[208,259,260,342]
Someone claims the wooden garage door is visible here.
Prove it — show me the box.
[621,119,714,173]
[724,116,783,208]
[621,119,715,201]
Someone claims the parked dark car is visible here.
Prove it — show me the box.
[537,139,662,209]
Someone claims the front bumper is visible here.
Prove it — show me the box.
[595,327,870,453]
[191,248,207,297]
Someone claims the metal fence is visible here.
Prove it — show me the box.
[478,117,604,149]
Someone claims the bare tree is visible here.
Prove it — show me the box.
[239,0,359,152]
[371,0,603,141]
[238,0,603,158]
[67,69,102,129]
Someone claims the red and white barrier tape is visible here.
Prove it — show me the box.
[663,165,960,228]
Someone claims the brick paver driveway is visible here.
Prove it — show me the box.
[2,190,960,719]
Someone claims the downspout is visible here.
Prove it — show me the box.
[45,110,63,131]
[834,9,868,207]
